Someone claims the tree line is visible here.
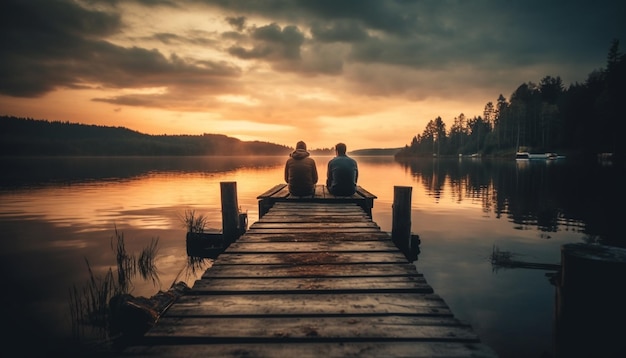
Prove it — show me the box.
[0,116,294,156]
[395,39,626,160]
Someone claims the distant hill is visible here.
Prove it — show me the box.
[0,116,292,156]
[350,148,402,156]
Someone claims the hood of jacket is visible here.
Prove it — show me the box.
[290,148,310,160]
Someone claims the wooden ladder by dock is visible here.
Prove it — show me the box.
[121,187,498,357]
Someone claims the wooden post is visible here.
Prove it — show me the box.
[392,186,415,260]
[220,181,240,244]
[258,198,272,219]
[554,243,626,357]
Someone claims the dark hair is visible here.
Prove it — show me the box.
[296,141,307,150]
[335,142,347,155]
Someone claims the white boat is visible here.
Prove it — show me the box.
[516,152,562,160]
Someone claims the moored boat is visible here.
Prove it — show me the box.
[516,152,563,160]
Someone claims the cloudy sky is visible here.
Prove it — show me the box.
[1,0,624,150]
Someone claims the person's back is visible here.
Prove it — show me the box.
[326,143,358,196]
[284,141,318,196]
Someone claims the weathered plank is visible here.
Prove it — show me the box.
[190,276,433,294]
[249,222,380,229]
[245,227,384,234]
[123,341,497,358]
[202,263,422,278]
[257,184,287,198]
[143,316,479,342]
[257,185,376,200]
[271,202,363,209]
[238,232,391,242]
[140,315,478,343]
[213,252,409,265]
[272,185,291,198]
[225,241,400,253]
[356,186,378,199]
[265,208,366,215]
[256,215,372,223]
[165,293,450,316]
[257,185,376,218]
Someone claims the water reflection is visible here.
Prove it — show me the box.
[0,156,286,189]
[395,157,623,247]
[0,155,622,357]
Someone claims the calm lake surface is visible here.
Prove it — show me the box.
[0,155,623,357]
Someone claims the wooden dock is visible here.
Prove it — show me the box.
[121,185,498,357]
[257,184,378,218]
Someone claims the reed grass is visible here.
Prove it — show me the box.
[179,209,208,233]
[68,227,161,345]
[68,213,213,352]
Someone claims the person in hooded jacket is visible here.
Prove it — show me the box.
[284,141,318,196]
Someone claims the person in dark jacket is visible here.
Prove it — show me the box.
[284,141,318,196]
[326,142,358,196]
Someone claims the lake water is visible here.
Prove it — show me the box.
[0,155,622,357]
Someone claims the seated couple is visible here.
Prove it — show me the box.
[284,141,358,197]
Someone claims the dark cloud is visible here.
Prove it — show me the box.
[0,0,241,98]
[310,21,369,43]
[85,0,178,6]
[204,0,625,81]
[296,0,419,36]
[1,0,624,106]
[226,16,246,31]
[201,0,419,36]
[228,23,304,61]
[0,0,122,96]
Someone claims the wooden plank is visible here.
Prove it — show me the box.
[202,263,422,278]
[142,316,479,341]
[164,293,449,316]
[257,184,287,198]
[249,222,380,229]
[190,276,433,294]
[356,185,378,199]
[264,204,363,210]
[267,188,368,201]
[124,341,498,358]
[268,204,364,211]
[245,227,383,234]
[284,195,365,201]
[262,211,367,218]
[311,185,362,199]
[224,241,400,253]
[272,201,361,207]
[213,252,409,265]
[236,232,391,242]
[255,215,374,223]
[272,185,291,198]
[314,184,327,197]
[265,207,364,213]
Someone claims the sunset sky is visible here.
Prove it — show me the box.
[1,0,624,150]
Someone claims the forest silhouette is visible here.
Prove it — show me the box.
[396,39,625,160]
[0,116,296,156]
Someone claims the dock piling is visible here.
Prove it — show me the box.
[555,243,626,357]
[220,181,240,244]
[392,186,418,261]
